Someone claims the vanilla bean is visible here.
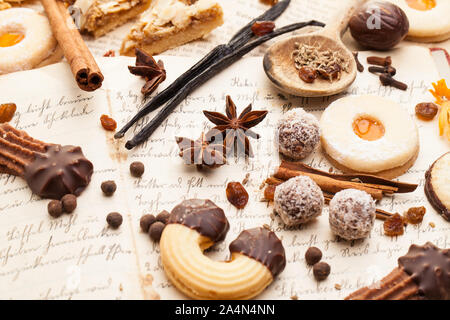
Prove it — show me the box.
[115,0,291,139]
[125,20,325,149]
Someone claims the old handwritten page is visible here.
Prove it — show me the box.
[0,43,448,299]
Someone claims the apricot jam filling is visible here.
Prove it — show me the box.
[406,0,436,11]
[353,116,385,141]
[0,33,25,48]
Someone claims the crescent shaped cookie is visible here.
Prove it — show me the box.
[0,8,62,75]
[160,199,286,300]
[425,152,450,221]
[387,0,450,42]
[320,95,419,179]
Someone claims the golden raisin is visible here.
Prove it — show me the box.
[100,114,117,131]
[0,103,16,123]
[226,182,249,209]
[251,21,275,36]
[298,66,318,83]
[404,206,426,224]
[264,185,275,201]
[415,102,438,120]
[383,213,405,236]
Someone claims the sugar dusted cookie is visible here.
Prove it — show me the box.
[320,95,419,179]
[0,8,62,75]
[387,0,450,42]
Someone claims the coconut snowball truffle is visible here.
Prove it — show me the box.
[274,176,324,226]
[276,108,320,160]
[329,189,376,240]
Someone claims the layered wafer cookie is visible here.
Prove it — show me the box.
[346,242,450,300]
[0,123,93,199]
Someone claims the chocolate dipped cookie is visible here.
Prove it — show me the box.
[425,152,450,221]
[0,123,93,199]
[160,199,286,300]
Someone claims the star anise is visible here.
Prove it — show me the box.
[128,48,166,95]
[203,95,268,157]
[175,132,226,169]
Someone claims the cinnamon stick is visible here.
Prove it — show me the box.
[274,167,384,200]
[41,0,103,91]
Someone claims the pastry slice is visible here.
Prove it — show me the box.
[120,0,224,56]
[73,0,152,38]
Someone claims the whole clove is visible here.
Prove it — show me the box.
[352,52,364,72]
[367,56,392,67]
[379,74,408,91]
[368,65,396,76]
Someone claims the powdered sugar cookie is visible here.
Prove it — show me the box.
[320,95,419,179]
[387,0,450,42]
[0,8,62,75]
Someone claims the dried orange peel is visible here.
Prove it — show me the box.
[429,79,450,141]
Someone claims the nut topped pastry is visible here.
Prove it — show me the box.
[120,0,224,56]
[73,0,152,37]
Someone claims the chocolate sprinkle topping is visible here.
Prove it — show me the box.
[169,199,230,242]
[398,242,450,300]
[229,227,286,277]
[24,145,93,200]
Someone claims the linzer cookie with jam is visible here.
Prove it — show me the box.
[159,199,286,299]
[0,123,93,200]
[73,0,152,37]
[346,242,450,300]
[425,152,450,221]
[120,0,224,56]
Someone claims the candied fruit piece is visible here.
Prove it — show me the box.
[226,182,249,209]
[403,206,426,224]
[384,213,405,236]
[251,21,275,36]
[0,103,16,123]
[100,114,117,131]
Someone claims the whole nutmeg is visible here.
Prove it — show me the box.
[349,1,409,51]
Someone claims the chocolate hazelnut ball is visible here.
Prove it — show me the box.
[276,109,320,160]
[349,1,409,50]
[329,189,376,240]
[274,176,324,226]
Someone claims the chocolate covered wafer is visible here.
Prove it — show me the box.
[0,123,93,200]
[346,242,450,300]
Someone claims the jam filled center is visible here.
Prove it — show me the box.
[406,0,436,11]
[353,116,385,141]
[0,33,25,48]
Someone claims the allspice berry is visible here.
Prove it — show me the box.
[106,212,123,229]
[305,247,322,266]
[156,210,170,224]
[48,200,63,218]
[101,180,117,196]
[140,214,156,233]
[61,194,77,213]
[149,222,165,242]
[130,161,145,177]
[313,262,331,281]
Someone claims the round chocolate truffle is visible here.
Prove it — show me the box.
[276,109,320,160]
[274,176,324,226]
[329,189,376,240]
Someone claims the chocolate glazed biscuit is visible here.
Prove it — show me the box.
[0,123,93,200]
[424,152,450,221]
[346,242,450,300]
